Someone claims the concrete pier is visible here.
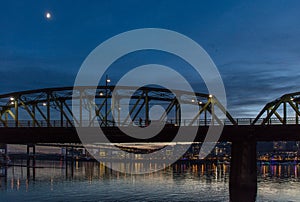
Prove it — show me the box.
[26,144,36,180]
[230,140,257,202]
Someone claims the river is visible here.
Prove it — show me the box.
[1,160,300,201]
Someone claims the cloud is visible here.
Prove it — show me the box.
[1,0,300,119]
[219,60,300,117]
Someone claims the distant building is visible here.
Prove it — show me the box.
[273,141,297,151]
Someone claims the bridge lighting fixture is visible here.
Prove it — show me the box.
[42,102,47,106]
[191,99,195,103]
[105,75,110,126]
[10,101,14,105]
[99,92,104,96]
[10,97,14,101]
[198,101,203,105]
[209,94,213,98]
[291,98,294,101]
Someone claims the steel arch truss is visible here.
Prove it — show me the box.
[253,92,300,125]
[0,86,236,127]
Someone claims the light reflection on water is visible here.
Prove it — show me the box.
[0,161,300,201]
[258,163,300,201]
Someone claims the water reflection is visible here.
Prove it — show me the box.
[1,161,300,201]
[259,163,300,178]
[0,160,229,191]
[1,161,297,186]
[258,164,300,201]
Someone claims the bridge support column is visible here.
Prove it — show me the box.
[0,144,8,183]
[65,147,74,179]
[26,144,36,167]
[26,144,36,180]
[0,144,7,156]
[230,140,257,202]
[0,144,8,178]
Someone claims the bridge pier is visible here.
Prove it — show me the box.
[65,147,75,179]
[26,144,36,180]
[26,144,36,165]
[0,144,7,154]
[0,144,8,179]
[230,140,257,202]
[0,144,7,161]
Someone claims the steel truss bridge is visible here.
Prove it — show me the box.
[1,86,300,202]
[0,86,237,128]
[0,86,300,143]
[1,85,299,127]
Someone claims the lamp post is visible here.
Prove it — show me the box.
[105,75,111,126]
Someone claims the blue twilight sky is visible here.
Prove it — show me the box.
[1,0,300,117]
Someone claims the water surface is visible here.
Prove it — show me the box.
[1,161,300,201]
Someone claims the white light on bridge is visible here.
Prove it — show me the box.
[10,97,14,101]
[198,101,203,105]
[99,92,104,96]
[10,101,14,105]
[191,99,195,103]
[42,102,47,106]
[106,79,111,83]
[209,94,213,98]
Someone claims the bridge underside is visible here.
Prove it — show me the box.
[1,125,300,144]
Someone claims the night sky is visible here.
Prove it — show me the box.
[1,0,300,117]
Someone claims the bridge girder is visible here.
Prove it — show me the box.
[252,92,300,125]
[0,86,236,128]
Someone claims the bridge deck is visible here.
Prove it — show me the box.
[1,125,300,144]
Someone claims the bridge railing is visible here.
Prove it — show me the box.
[0,120,75,128]
[0,117,299,127]
[248,117,298,125]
